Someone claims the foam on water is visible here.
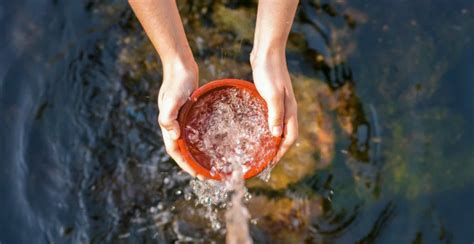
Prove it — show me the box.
[184,87,276,177]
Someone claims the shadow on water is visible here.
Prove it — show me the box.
[0,0,473,243]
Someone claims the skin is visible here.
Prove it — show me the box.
[129,0,299,179]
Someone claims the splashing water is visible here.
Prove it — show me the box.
[184,87,276,242]
[190,161,253,242]
[184,87,277,177]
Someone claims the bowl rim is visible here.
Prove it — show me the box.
[177,78,282,180]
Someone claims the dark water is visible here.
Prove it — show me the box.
[0,0,473,243]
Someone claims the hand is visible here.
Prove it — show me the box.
[251,50,299,163]
[158,59,199,177]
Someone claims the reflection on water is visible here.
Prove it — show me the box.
[0,0,473,243]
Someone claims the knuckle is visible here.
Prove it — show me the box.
[157,116,167,126]
[284,138,295,148]
[160,97,180,111]
[158,114,172,126]
[286,133,298,145]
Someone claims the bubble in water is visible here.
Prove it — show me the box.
[184,87,277,177]
[190,178,229,207]
[256,161,275,182]
[185,86,277,242]
[184,190,193,201]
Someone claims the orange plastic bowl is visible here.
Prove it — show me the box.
[177,79,281,180]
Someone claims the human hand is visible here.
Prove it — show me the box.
[251,50,299,164]
[158,59,199,177]
[129,0,200,176]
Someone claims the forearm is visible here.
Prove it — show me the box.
[252,0,298,62]
[129,0,195,69]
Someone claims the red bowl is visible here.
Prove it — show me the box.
[177,79,281,180]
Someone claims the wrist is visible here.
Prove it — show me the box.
[250,44,286,69]
[161,45,195,67]
[162,56,198,84]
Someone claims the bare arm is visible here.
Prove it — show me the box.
[252,0,299,162]
[253,0,299,60]
[129,0,193,66]
[129,0,198,177]
[129,0,299,176]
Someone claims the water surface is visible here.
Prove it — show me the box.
[0,0,473,243]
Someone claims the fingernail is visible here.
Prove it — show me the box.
[169,130,178,140]
[272,125,282,137]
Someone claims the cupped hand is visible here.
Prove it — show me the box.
[251,51,299,164]
[158,59,199,177]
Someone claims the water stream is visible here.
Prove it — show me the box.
[184,86,273,242]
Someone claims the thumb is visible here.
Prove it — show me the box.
[158,99,182,140]
[264,92,284,137]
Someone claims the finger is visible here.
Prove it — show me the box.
[158,98,182,140]
[262,89,285,137]
[161,128,197,177]
[275,100,298,162]
[196,174,206,181]
[275,116,298,162]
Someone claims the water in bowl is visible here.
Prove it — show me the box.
[184,86,277,177]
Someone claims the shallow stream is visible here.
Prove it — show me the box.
[0,0,473,243]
